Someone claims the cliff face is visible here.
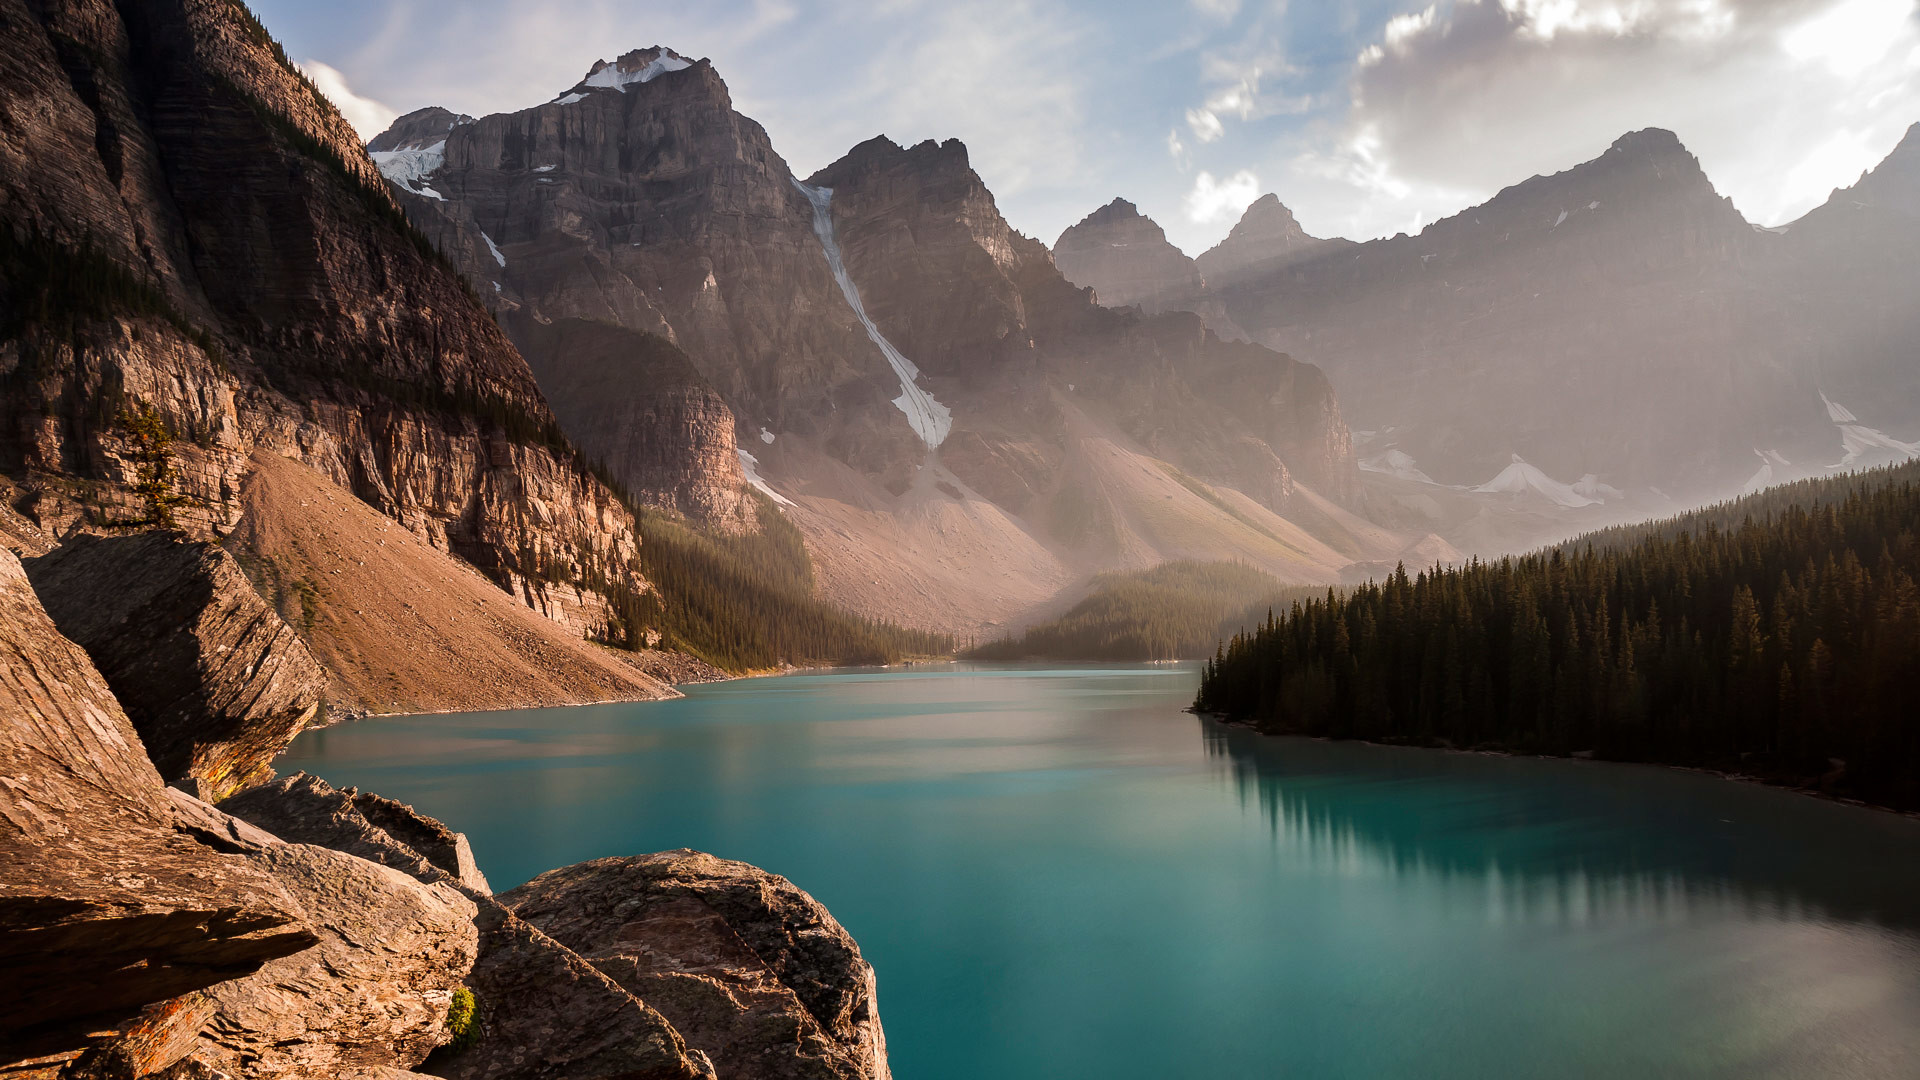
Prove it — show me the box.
[383,47,929,523]
[0,0,647,632]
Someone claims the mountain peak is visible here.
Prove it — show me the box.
[1076,198,1144,229]
[1606,127,1687,158]
[367,106,473,153]
[560,46,696,100]
[1196,193,1329,284]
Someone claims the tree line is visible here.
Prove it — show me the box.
[1197,462,1920,809]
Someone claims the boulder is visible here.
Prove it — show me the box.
[424,898,714,1080]
[179,844,479,1079]
[0,549,315,1064]
[25,533,327,801]
[504,851,889,1080]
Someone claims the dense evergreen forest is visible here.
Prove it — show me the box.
[1197,462,1920,809]
[621,497,953,671]
[970,561,1325,662]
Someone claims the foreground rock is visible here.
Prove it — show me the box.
[505,852,890,1080]
[0,549,315,1065]
[224,773,491,895]
[217,775,713,1080]
[26,532,328,801]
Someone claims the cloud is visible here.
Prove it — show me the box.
[1191,0,1242,18]
[299,59,398,139]
[1168,128,1192,170]
[1319,0,1920,236]
[1184,72,1263,143]
[1183,169,1261,222]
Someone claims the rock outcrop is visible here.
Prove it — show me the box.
[0,0,652,639]
[25,532,327,801]
[0,548,315,1064]
[223,773,490,896]
[505,852,890,1080]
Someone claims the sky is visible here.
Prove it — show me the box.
[259,0,1920,255]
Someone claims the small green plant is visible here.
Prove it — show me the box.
[444,987,479,1052]
[292,579,323,632]
[118,401,184,530]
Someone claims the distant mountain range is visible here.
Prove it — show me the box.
[1054,125,1920,503]
[368,48,1430,636]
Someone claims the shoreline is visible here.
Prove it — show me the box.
[1193,708,1920,821]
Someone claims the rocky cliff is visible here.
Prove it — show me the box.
[3,561,890,1078]
[0,0,651,636]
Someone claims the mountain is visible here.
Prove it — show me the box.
[372,59,1409,635]
[0,0,648,646]
[1061,129,1920,507]
[1194,193,1346,287]
[1052,198,1205,313]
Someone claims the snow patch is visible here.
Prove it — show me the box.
[736,448,794,507]
[759,428,775,445]
[1473,455,1597,508]
[1587,201,1600,210]
[1832,424,1920,468]
[1820,391,1858,423]
[552,92,587,105]
[1745,449,1791,494]
[481,232,506,268]
[584,50,692,92]
[1359,448,1436,485]
[1572,474,1624,501]
[532,164,556,173]
[1552,209,1569,228]
[792,180,953,448]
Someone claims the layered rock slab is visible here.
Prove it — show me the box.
[505,852,889,1080]
[0,549,314,1063]
[26,532,327,801]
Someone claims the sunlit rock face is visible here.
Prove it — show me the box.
[0,0,649,629]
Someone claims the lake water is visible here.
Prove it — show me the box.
[282,664,1920,1079]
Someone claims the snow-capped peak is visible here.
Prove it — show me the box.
[580,47,692,93]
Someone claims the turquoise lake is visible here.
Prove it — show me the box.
[282,664,1920,1079]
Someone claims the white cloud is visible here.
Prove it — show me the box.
[1186,107,1227,142]
[1312,0,1920,237]
[1183,169,1261,222]
[1191,0,1241,17]
[1167,127,1192,170]
[299,59,398,139]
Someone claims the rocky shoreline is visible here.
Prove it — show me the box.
[0,538,891,1079]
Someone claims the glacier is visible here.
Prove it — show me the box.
[791,179,953,449]
[1359,448,1437,485]
[370,140,447,198]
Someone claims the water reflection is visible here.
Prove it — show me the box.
[1201,717,1920,932]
